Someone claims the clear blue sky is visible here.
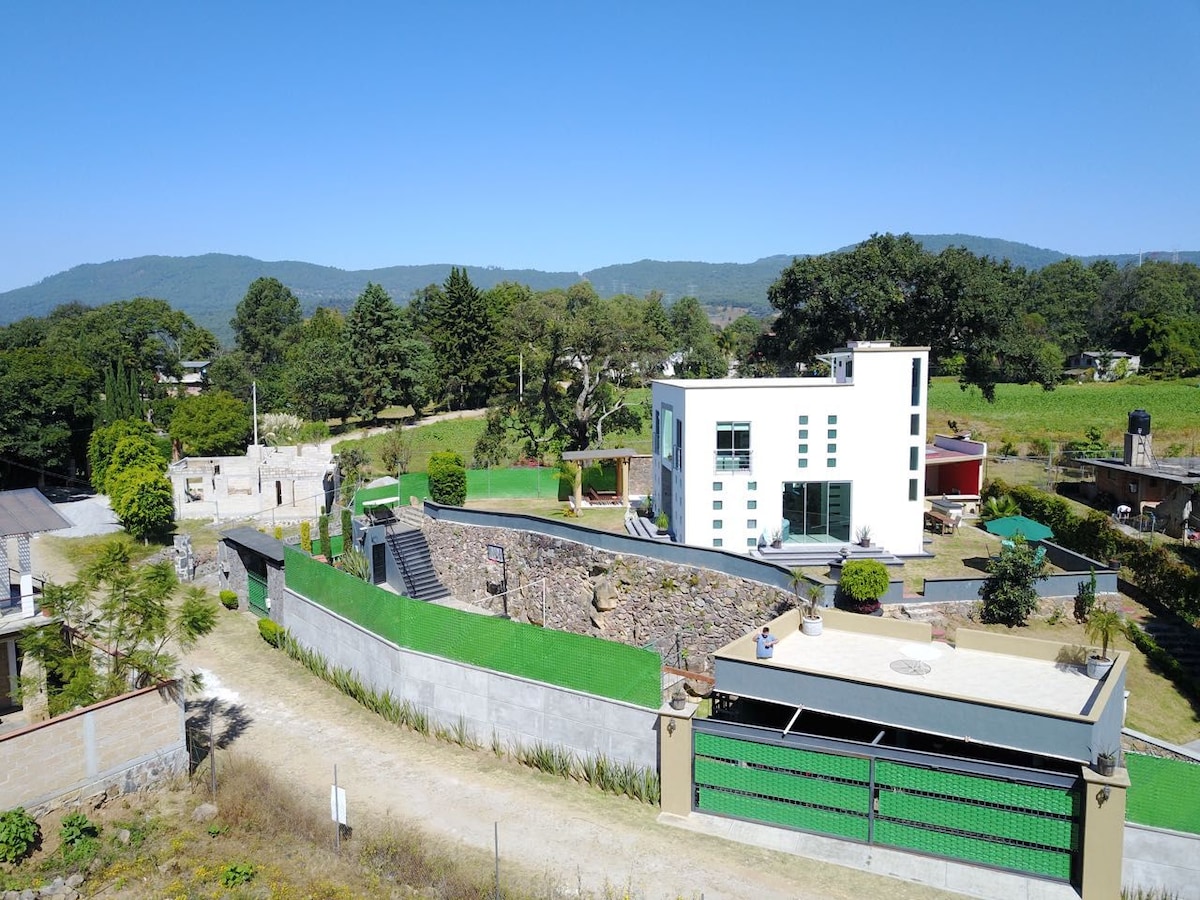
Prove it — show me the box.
[2,1,1198,292]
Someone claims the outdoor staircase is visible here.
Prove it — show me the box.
[753,544,906,568]
[385,526,452,601]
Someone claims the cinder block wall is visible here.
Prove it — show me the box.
[279,589,658,767]
[0,685,187,814]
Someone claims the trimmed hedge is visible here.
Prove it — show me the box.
[428,451,467,506]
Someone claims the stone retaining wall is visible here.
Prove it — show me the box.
[421,517,794,667]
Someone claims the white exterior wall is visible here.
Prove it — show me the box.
[651,345,928,556]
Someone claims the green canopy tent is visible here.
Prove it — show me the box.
[984,515,1054,542]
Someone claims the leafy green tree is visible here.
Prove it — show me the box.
[284,307,355,422]
[20,542,217,715]
[345,283,434,420]
[108,466,174,541]
[412,268,501,409]
[97,359,145,426]
[1023,258,1101,354]
[231,277,303,368]
[427,451,467,505]
[378,426,414,474]
[980,537,1047,626]
[88,419,157,493]
[668,296,725,378]
[169,391,251,456]
[837,559,890,614]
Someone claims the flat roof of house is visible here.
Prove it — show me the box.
[722,619,1103,718]
[220,527,286,563]
[0,489,72,536]
[1082,457,1200,485]
[925,445,985,465]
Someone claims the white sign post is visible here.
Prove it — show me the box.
[331,765,347,851]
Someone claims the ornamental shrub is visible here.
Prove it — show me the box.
[257,618,284,647]
[980,536,1047,626]
[0,808,39,864]
[318,514,330,559]
[299,520,312,554]
[838,559,889,613]
[59,811,99,847]
[219,590,239,611]
[427,451,467,506]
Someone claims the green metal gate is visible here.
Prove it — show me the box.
[693,730,1080,882]
[247,570,269,617]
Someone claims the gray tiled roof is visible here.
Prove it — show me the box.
[0,489,72,537]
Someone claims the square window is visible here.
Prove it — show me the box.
[909,479,918,501]
[828,414,838,424]
[747,500,757,510]
[798,415,808,425]
[747,518,757,529]
[798,458,808,468]
[827,428,837,439]
[910,413,920,436]
[713,481,723,491]
[713,519,723,529]
[798,429,808,439]
[827,458,837,467]
[713,538,724,548]
[827,443,837,453]
[746,538,756,547]
[798,443,808,454]
[909,446,919,471]
[747,481,757,490]
[712,500,723,510]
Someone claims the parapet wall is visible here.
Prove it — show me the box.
[0,685,187,815]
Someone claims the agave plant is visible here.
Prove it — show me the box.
[982,494,1020,521]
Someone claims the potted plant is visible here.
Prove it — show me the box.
[1085,606,1124,679]
[1095,749,1118,776]
[655,511,670,535]
[790,568,824,636]
[770,528,783,549]
[669,686,687,710]
[855,525,872,548]
[837,559,889,615]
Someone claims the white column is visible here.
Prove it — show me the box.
[0,538,8,606]
[18,534,33,617]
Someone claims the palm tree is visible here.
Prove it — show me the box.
[1085,608,1124,662]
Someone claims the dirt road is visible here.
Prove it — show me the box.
[185,612,959,900]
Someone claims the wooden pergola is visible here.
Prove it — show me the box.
[561,448,637,512]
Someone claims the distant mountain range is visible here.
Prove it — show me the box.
[1,235,1196,343]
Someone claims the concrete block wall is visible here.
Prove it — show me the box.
[278,588,658,768]
[1124,824,1200,899]
[0,685,187,814]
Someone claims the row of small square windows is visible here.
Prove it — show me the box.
[798,415,837,425]
[712,538,757,548]
[713,500,756,510]
[712,520,759,529]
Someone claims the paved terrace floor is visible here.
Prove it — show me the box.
[767,628,1098,716]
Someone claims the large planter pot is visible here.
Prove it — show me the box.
[1087,654,1114,680]
[1095,753,1117,777]
[801,616,823,636]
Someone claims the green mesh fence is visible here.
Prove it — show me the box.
[284,547,661,707]
[1126,753,1200,834]
[355,468,561,513]
[695,733,871,782]
[695,759,869,812]
[877,790,1076,849]
[698,788,870,842]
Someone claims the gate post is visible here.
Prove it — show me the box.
[1080,764,1130,899]
[659,703,695,817]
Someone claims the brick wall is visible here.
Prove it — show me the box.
[0,685,187,814]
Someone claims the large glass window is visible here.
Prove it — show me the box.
[660,407,673,459]
[782,481,852,542]
[911,358,922,406]
[716,422,751,471]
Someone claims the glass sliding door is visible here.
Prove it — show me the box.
[782,481,852,543]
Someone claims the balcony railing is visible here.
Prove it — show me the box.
[714,451,752,473]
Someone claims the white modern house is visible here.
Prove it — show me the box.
[651,342,929,556]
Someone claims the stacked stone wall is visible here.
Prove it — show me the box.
[421,519,793,668]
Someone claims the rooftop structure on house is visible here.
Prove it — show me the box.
[1079,409,1200,537]
[1066,351,1140,381]
[651,342,931,557]
[658,608,1130,898]
[154,360,210,396]
[169,443,336,523]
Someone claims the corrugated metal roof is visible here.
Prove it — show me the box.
[220,527,287,563]
[0,489,72,536]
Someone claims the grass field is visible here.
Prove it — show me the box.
[928,376,1200,452]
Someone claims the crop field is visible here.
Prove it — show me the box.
[927,377,1200,451]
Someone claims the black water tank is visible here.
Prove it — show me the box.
[1128,409,1151,435]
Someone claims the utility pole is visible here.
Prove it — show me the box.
[252,381,259,447]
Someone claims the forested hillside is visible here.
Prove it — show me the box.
[4,235,1196,342]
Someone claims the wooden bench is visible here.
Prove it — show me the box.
[924,510,958,534]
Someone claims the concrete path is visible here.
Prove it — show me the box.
[185,611,962,900]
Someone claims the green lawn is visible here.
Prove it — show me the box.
[928,376,1200,452]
